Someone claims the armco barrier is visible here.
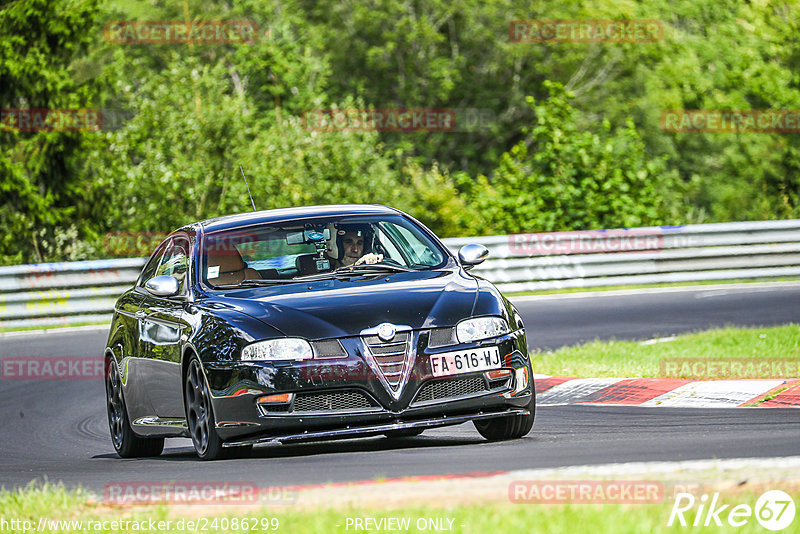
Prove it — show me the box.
[1,220,799,328]
[455,219,800,293]
[0,258,146,328]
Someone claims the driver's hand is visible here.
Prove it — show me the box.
[354,253,384,266]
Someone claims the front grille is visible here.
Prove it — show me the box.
[293,391,375,412]
[363,332,410,389]
[311,339,347,359]
[428,327,456,348]
[414,376,488,404]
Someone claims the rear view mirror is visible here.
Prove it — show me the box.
[144,275,181,297]
[458,244,489,270]
[286,228,331,245]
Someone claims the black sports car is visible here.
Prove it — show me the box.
[105,205,534,460]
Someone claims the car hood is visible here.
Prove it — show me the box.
[201,269,480,339]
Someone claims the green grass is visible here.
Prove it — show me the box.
[1,482,796,533]
[532,325,800,378]
[507,277,800,297]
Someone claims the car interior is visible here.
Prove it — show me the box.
[206,248,262,285]
[203,219,443,286]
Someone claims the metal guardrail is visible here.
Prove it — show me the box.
[454,219,800,293]
[0,258,146,328]
[1,220,799,328]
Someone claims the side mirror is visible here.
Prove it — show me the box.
[458,244,489,270]
[144,275,181,297]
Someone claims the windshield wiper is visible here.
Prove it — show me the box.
[292,263,414,282]
[218,263,423,287]
[291,272,340,282]
[215,279,299,288]
[334,263,414,274]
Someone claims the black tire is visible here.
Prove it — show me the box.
[105,357,164,458]
[184,357,227,460]
[384,428,424,438]
[473,393,535,441]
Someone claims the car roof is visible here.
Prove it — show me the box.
[199,204,402,233]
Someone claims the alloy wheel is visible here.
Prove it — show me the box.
[106,361,125,449]
[185,359,211,455]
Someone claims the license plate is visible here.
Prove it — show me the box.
[429,346,502,377]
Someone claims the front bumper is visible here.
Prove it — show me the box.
[202,329,533,440]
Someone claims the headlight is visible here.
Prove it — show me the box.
[456,316,510,343]
[241,338,313,361]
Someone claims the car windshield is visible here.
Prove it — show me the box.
[201,214,448,288]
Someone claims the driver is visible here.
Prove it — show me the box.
[326,225,383,268]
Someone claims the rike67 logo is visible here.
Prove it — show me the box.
[668,490,795,531]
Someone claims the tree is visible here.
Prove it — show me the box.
[463,82,680,234]
[0,0,102,263]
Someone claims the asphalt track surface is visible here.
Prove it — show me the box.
[1,284,799,492]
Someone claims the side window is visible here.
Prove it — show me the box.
[382,222,442,267]
[138,239,169,287]
[374,226,407,266]
[155,238,190,293]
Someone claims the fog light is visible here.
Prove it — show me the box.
[257,393,294,404]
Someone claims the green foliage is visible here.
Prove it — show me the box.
[463,82,679,233]
[237,106,401,213]
[90,56,256,231]
[3,0,800,265]
[0,0,101,263]
[394,163,475,237]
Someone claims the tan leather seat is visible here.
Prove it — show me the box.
[207,249,261,285]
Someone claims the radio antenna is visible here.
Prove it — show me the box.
[239,165,256,211]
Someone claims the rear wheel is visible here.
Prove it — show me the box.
[106,358,164,458]
[473,393,535,441]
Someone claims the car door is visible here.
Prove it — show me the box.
[137,235,192,419]
[118,239,169,423]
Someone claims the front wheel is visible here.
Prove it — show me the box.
[184,357,251,460]
[106,357,164,458]
[185,357,226,460]
[473,393,535,441]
